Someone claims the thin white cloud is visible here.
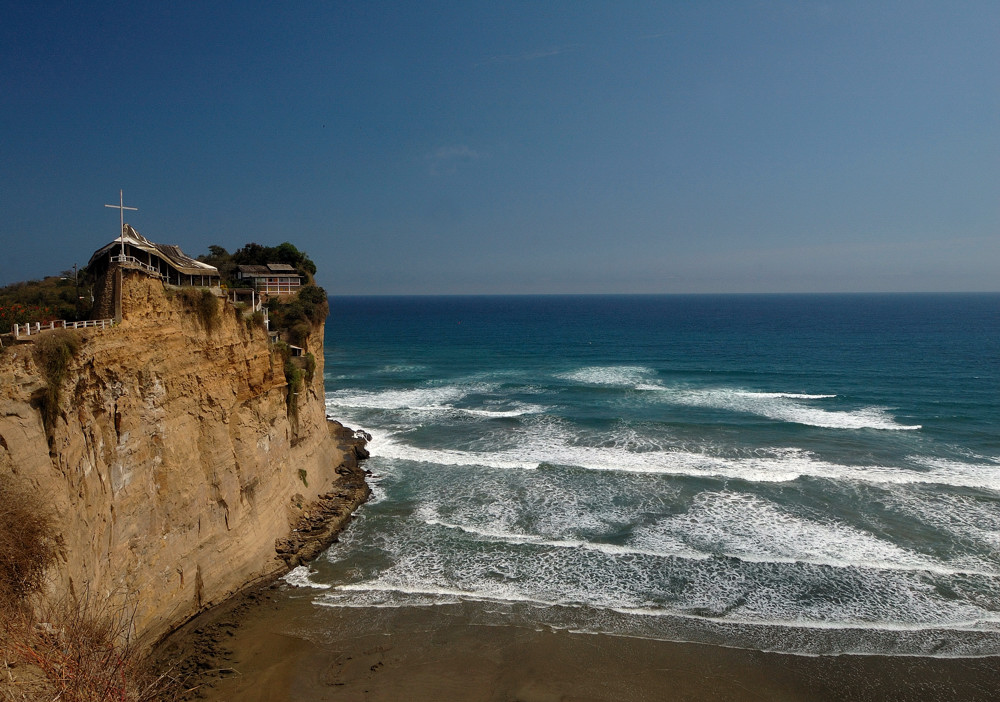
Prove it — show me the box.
[427,145,488,175]
[479,44,582,66]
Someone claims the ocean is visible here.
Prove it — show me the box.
[299,293,999,658]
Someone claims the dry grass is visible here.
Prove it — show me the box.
[0,474,178,700]
[0,475,59,604]
[0,594,178,701]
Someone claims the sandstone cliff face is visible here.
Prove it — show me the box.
[0,273,360,643]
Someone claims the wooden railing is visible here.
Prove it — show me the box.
[13,319,115,339]
[257,281,301,295]
[111,254,165,278]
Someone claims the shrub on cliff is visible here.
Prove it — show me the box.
[283,358,303,420]
[266,284,328,341]
[178,288,220,331]
[32,330,81,445]
[304,352,316,384]
[247,310,266,331]
[0,473,59,604]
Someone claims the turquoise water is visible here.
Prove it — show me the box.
[303,294,1000,656]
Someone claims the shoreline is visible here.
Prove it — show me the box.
[276,422,371,570]
[159,591,1000,701]
[152,419,371,695]
[150,423,1000,701]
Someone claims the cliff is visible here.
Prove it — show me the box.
[0,272,367,644]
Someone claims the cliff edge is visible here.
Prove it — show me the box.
[0,271,368,645]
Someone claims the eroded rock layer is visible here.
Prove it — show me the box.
[0,272,367,644]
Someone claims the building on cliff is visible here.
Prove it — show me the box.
[88,224,221,320]
[88,224,221,288]
[236,264,303,297]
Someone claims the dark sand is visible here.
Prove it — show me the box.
[159,588,1000,702]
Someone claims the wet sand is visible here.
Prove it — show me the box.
[159,588,1000,702]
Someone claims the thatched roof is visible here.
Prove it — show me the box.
[89,225,219,277]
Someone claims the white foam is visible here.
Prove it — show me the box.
[326,386,467,410]
[314,497,1000,654]
[375,435,538,471]
[378,364,428,374]
[325,386,545,420]
[452,404,548,418]
[640,385,920,431]
[424,516,709,562]
[313,576,1000,638]
[881,489,1000,557]
[316,583,560,610]
[282,565,332,589]
[610,604,1000,633]
[369,427,1000,491]
[558,366,656,386]
[633,492,998,577]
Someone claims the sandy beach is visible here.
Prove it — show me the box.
[159,584,1000,702]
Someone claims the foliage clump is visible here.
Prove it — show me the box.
[0,270,94,327]
[179,288,220,331]
[304,352,316,384]
[0,473,59,604]
[284,359,303,420]
[267,284,329,345]
[32,330,82,444]
[198,241,317,286]
[247,310,266,331]
[272,341,304,420]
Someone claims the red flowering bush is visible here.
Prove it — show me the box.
[0,304,36,329]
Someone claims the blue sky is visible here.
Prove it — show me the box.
[2,1,997,294]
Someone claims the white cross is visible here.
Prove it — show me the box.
[104,190,138,258]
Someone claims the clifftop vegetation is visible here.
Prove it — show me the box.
[199,241,328,343]
[198,241,317,286]
[0,272,93,326]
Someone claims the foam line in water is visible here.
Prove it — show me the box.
[423,517,710,562]
[421,497,995,577]
[315,582,1000,636]
[319,583,565,611]
[326,388,545,419]
[316,502,1000,653]
[609,605,1000,633]
[637,385,920,430]
[326,386,468,410]
[558,366,656,386]
[451,405,548,418]
[282,566,332,589]
[368,428,1000,491]
[632,491,1000,577]
[378,364,428,374]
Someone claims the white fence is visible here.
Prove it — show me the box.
[13,319,115,339]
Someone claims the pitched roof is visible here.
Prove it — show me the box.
[89,225,219,276]
[237,263,303,277]
[237,265,271,276]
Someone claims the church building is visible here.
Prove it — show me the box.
[88,224,221,288]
